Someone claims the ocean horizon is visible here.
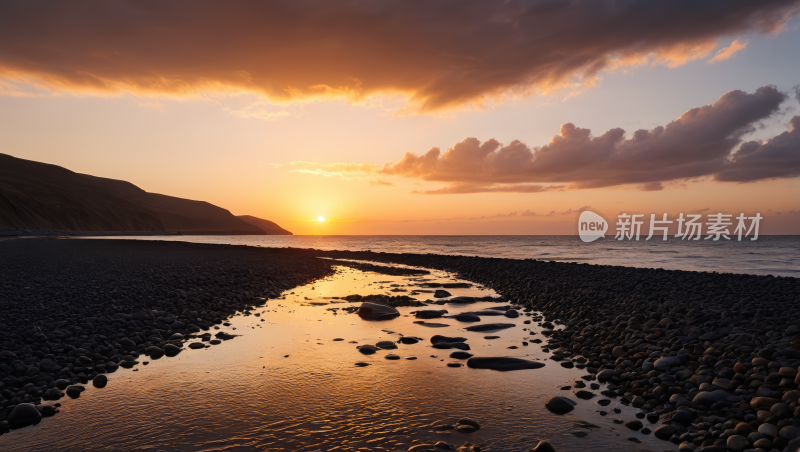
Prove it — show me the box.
[90,234,800,278]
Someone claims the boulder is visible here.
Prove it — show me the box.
[357,302,400,320]
[357,344,379,354]
[464,323,515,332]
[93,374,108,388]
[692,390,731,407]
[545,396,577,414]
[467,357,545,371]
[654,424,676,440]
[164,344,182,357]
[726,435,749,452]
[7,403,41,428]
[376,341,398,350]
[42,388,63,400]
[531,440,557,452]
[415,310,448,319]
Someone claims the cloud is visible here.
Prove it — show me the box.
[709,39,749,62]
[291,161,381,180]
[0,1,798,112]
[410,183,563,195]
[229,103,292,121]
[638,182,664,191]
[561,206,592,214]
[369,180,394,187]
[714,115,800,181]
[375,86,797,192]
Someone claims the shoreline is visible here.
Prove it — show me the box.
[2,239,800,452]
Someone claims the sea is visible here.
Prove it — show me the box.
[91,235,800,277]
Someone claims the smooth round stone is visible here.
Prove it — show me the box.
[545,396,577,414]
[466,357,545,371]
[625,420,643,431]
[188,342,205,349]
[42,388,63,400]
[385,354,400,360]
[449,351,473,359]
[65,385,84,398]
[7,403,42,428]
[164,344,182,357]
[574,390,595,400]
[357,344,379,354]
[726,435,749,452]
[354,362,370,367]
[376,341,398,350]
[447,363,463,368]
[93,375,108,388]
[399,337,420,344]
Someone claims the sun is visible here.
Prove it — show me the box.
[317,216,325,222]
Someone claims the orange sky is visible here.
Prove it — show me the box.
[1,1,799,235]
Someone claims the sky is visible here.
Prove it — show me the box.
[1,0,800,235]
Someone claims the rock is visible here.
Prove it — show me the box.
[7,403,42,428]
[781,426,800,440]
[467,357,545,371]
[145,346,165,359]
[93,375,108,388]
[655,356,678,370]
[692,390,732,407]
[654,424,676,440]
[734,422,754,436]
[574,390,595,400]
[450,351,473,359]
[434,290,452,298]
[726,435,749,452]
[399,336,421,344]
[456,418,480,430]
[66,385,84,398]
[450,313,481,322]
[188,342,205,349]
[431,335,467,344]
[625,420,643,431]
[545,396,577,414]
[385,354,400,360]
[531,440,557,452]
[415,310,448,319]
[164,344,182,357]
[631,396,646,408]
[357,344,379,354]
[597,369,618,381]
[759,423,778,437]
[464,323,515,332]
[434,442,456,451]
[376,341,398,350]
[612,346,625,358]
[447,363,463,368]
[751,397,780,410]
[454,423,478,433]
[357,302,400,320]
[42,387,63,400]
[354,362,370,367]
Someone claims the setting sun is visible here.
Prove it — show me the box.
[317,216,325,222]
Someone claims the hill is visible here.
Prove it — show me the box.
[0,153,290,235]
[237,215,293,235]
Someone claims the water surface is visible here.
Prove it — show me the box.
[1,262,667,452]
